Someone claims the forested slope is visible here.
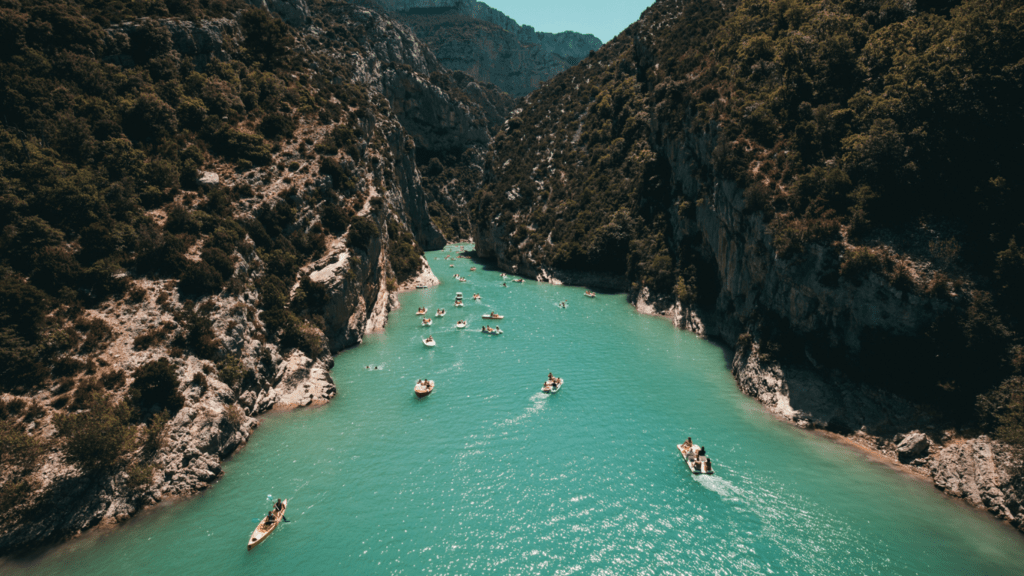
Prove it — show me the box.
[0,0,509,552]
[473,0,1024,528]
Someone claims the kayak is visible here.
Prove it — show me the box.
[248,499,288,551]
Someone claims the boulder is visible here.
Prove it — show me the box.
[896,431,931,463]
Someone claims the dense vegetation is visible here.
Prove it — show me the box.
[476,0,1024,445]
[0,0,452,530]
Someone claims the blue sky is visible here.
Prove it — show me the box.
[482,0,657,43]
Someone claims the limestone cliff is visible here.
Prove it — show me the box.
[0,0,502,554]
[358,0,603,97]
[470,0,1024,531]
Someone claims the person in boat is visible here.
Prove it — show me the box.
[548,372,554,381]
[682,437,693,452]
[698,446,706,458]
[703,458,713,473]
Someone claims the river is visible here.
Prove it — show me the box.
[4,244,1024,575]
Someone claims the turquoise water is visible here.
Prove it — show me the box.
[5,244,1024,575]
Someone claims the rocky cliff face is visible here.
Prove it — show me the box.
[358,0,602,97]
[0,0,503,554]
[470,1,1024,532]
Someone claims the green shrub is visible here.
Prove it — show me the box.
[54,391,136,471]
[347,216,379,252]
[178,260,224,295]
[130,359,183,414]
[125,463,155,491]
[0,420,42,468]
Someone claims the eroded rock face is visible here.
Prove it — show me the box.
[247,0,311,27]
[362,0,602,97]
[932,438,1023,529]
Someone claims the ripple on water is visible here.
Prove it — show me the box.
[4,245,1024,575]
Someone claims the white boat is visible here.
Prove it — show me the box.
[415,309,426,315]
[454,301,464,307]
[456,292,463,300]
[455,320,467,329]
[542,378,563,394]
[248,499,288,550]
[473,293,481,300]
[422,318,432,326]
[677,442,714,474]
[585,291,596,298]
[423,337,436,347]
[414,379,435,398]
[482,312,503,320]
[436,310,446,317]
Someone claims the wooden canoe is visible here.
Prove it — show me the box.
[248,499,287,550]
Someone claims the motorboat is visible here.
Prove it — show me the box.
[677,442,714,474]
[436,309,446,317]
[456,320,467,329]
[423,337,436,347]
[422,318,432,326]
[415,308,426,315]
[456,292,463,300]
[482,312,503,320]
[248,499,288,550]
[473,293,481,300]
[414,379,435,398]
[542,377,563,394]
[454,301,464,307]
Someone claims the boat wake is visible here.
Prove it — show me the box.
[694,474,744,500]
[498,393,548,427]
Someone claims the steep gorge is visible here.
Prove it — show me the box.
[472,0,1024,530]
[0,0,509,553]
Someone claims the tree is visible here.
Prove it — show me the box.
[54,391,136,471]
[130,358,184,413]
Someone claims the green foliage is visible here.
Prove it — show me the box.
[224,403,246,430]
[238,8,293,66]
[977,377,1024,447]
[54,390,136,471]
[144,409,171,452]
[217,355,245,388]
[387,221,423,283]
[130,358,183,414]
[0,419,43,468]
[124,462,155,491]
[347,216,379,252]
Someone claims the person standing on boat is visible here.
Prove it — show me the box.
[682,437,693,453]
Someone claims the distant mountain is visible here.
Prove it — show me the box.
[358,0,603,97]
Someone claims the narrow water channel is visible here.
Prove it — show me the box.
[5,245,1024,575]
